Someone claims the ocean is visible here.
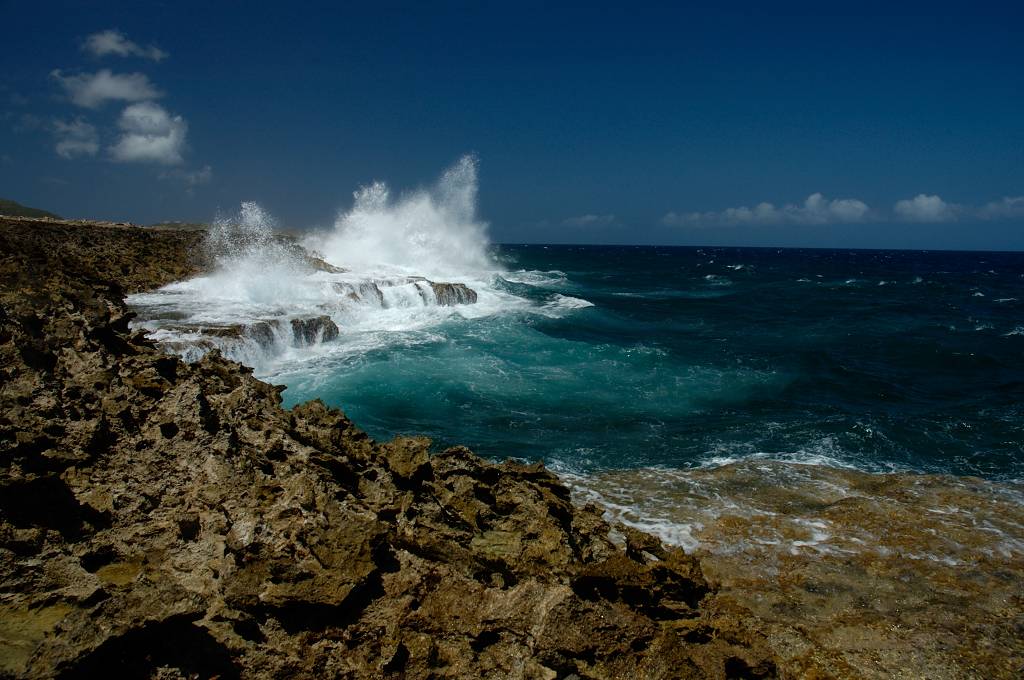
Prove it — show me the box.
[278,243,1024,482]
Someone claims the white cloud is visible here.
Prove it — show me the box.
[893,194,958,223]
[109,101,186,164]
[663,193,871,227]
[51,69,162,108]
[978,196,1024,220]
[562,213,616,227]
[83,29,167,61]
[53,118,99,158]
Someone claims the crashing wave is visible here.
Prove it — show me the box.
[127,156,591,373]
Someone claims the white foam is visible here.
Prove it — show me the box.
[127,158,596,373]
[502,270,567,286]
[541,294,594,314]
[305,155,491,279]
[695,436,871,473]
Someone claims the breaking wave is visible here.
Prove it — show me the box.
[127,156,594,372]
[306,155,492,278]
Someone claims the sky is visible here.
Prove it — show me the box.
[1,1,1022,249]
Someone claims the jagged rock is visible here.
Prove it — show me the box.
[333,281,386,307]
[0,216,780,679]
[289,315,340,346]
[430,281,477,306]
[403,277,478,306]
[157,316,339,360]
[200,321,280,348]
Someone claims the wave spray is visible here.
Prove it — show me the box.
[309,155,493,277]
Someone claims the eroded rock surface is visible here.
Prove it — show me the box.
[0,217,781,678]
[290,315,340,346]
[429,282,478,306]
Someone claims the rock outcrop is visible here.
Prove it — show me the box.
[333,281,386,307]
[290,315,340,345]
[0,217,780,679]
[429,281,478,306]
[333,279,478,308]
[155,317,340,358]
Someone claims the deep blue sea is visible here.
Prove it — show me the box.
[275,245,1024,481]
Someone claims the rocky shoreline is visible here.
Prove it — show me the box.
[0,218,785,678]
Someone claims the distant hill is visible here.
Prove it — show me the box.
[0,198,61,219]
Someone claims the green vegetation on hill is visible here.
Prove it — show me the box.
[0,198,61,219]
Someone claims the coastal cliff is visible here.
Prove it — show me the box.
[0,218,781,678]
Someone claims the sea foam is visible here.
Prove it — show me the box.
[127,156,594,373]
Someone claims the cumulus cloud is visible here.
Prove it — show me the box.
[83,29,167,61]
[53,118,99,158]
[892,194,959,223]
[562,213,616,228]
[109,101,186,164]
[663,193,871,227]
[51,69,161,108]
[978,196,1024,221]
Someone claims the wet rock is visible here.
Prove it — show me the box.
[289,315,339,346]
[430,281,478,305]
[198,321,280,348]
[334,281,386,307]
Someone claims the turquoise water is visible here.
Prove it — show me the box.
[277,245,1024,481]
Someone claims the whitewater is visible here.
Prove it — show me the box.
[128,156,590,378]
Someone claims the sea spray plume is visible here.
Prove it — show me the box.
[206,201,278,262]
[310,155,494,277]
[197,201,315,305]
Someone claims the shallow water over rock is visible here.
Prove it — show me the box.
[565,461,1024,677]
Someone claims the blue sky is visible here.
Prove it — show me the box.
[1,1,1022,249]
